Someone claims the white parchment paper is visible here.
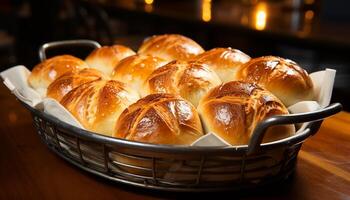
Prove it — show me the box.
[0,65,84,129]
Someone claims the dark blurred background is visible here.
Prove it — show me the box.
[0,0,349,110]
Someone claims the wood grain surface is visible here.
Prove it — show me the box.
[0,83,349,200]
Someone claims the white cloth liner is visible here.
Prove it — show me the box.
[1,65,84,128]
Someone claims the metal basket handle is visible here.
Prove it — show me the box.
[247,103,342,155]
[39,39,101,61]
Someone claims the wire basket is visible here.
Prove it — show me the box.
[20,40,343,192]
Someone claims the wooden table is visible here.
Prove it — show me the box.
[0,83,349,199]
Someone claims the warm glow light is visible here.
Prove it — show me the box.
[305,10,314,20]
[145,4,153,12]
[256,11,266,30]
[144,0,153,12]
[145,0,153,5]
[300,10,314,36]
[201,0,212,22]
[255,3,267,30]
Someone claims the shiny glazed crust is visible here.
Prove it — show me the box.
[60,80,139,136]
[138,34,204,61]
[194,47,251,82]
[114,93,203,145]
[47,68,107,101]
[197,81,295,145]
[235,56,314,106]
[111,54,168,97]
[28,55,88,95]
[85,45,136,75]
[145,60,222,107]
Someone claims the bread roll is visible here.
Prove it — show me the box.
[138,34,204,61]
[235,56,314,106]
[85,45,136,75]
[145,60,222,107]
[194,48,251,82]
[47,68,107,101]
[114,93,203,145]
[197,81,295,145]
[61,80,139,136]
[28,55,88,96]
[111,54,167,97]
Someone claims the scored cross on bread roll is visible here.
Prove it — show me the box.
[114,93,204,145]
[111,54,167,97]
[28,55,88,96]
[235,56,314,107]
[47,68,107,101]
[61,80,139,136]
[194,47,251,83]
[85,45,136,75]
[138,34,204,61]
[197,81,295,145]
[145,60,222,107]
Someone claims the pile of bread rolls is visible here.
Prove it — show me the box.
[28,34,314,146]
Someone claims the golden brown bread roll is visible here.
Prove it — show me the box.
[138,34,204,61]
[61,80,139,136]
[197,81,295,145]
[47,68,107,101]
[111,54,167,97]
[194,48,251,82]
[85,45,136,75]
[234,56,314,106]
[145,60,222,107]
[28,55,88,96]
[114,93,204,145]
